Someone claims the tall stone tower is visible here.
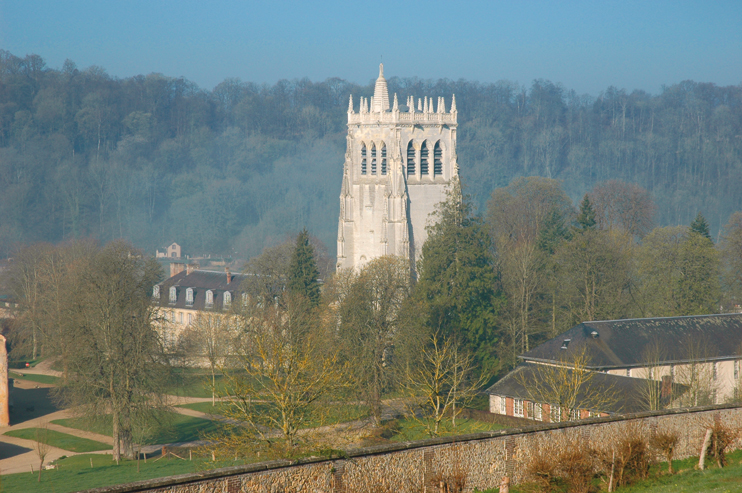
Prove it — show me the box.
[337,64,459,271]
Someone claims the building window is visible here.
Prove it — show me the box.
[169,286,177,303]
[242,292,249,306]
[534,403,542,421]
[406,141,415,175]
[551,405,561,423]
[514,398,524,417]
[570,409,578,421]
[224,291,232,307]
[205,290,214,307]
[188,313,193,325]
[178,312,183,324]
[713,362,718,381]
[361,143,367,175]
[186,288,194,306]
[500,396,506,414]
[527,401,534,419]
[170,311,175,322]
[420,141,429,175]
[670,365,675,380]
[626,368,632,377]
[434,141,442,176]
[371,144,377,174]
[381,143,387,175]
[153,285,160,299]
[735,360,739,380]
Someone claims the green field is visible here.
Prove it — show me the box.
[0,453,247,493]
[52,412,222,445]
[165,369,232,398]
[4,428,109,453]
[177,401,370,428]
[9,372,59,385]
[479,450,742,493]
[389,417,507,442]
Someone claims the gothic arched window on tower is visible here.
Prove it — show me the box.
[361,143,367,175]
[434,141,443,176]
[371,144,377,174]
[381,143,387,175]
[406,141,415,175]
[420,141,429,175]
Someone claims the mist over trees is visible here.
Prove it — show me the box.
[1,50,742,259]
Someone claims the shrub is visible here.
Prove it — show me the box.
[706,420,739,468]
[649,428,680,474]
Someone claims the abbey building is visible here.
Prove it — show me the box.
[337,65,459,271]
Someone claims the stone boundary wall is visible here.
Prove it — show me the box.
[85,403,742,493]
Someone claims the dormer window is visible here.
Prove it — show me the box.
[205,290,214,308]
[169,286,177,303]
[153,285,160,299]
[224,291,232,308]
[186,288,194,306]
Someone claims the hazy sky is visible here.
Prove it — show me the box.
[1,0,740,96]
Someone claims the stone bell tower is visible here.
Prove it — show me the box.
[337,64,459,271]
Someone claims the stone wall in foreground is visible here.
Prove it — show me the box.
[86,404,742,493]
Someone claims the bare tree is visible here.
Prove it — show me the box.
[215,293,346,453]
[403,333,484,436]
[517,348,621,421]
[34,424,51,482]
[674,337,719,407]
[589,180,656,237]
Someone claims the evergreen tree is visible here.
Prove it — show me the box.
[287,229,321,307]
[537,208,572,255]
[575,194,597,232]
[690,212,712,241]
[415,181,505,377]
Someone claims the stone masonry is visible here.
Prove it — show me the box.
[337,64,459,271]
[84,403,742,493]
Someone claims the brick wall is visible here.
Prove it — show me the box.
[84,403,742,493]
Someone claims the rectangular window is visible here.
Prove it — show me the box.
[527,401,534,419]
[551,405,561,423]
[626,368,632,377]
[188,313,193,325]
[170,311,175,322]
[500,396,506,414]
[713,362,718,381]
[514,399,524,417]
[671,365,675,379]
[735,360,739,380]
[178,312,183,324]
[534,403,542,421]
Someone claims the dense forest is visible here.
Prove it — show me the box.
[1,50,741,259]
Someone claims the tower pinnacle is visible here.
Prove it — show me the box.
[372,63,390,113]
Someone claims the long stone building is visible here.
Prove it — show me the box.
[336,64,459,271]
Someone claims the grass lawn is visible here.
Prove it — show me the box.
[165,369,231,398]
[177,401,370,428]
[9,372,59,385]
[0,453,248,493]
[4,428,109,453]
[478,449,742,492]
[389,417,507,442]
[52,412,223,445]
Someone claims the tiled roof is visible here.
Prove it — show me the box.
[485,364,681,415]
[520,313,742,369]
[154,270,247,311]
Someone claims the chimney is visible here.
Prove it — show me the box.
[225,267,232,284]
[661,375,673,400]
[186,262,199,275]
[170,262,185,278]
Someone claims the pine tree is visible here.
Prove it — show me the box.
[537,208,571,255]
[690,212,712,241]
[287,229,321,307]
[575,194,597,232]
[415,180,505,377]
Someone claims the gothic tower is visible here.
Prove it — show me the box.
[337,64,459,271]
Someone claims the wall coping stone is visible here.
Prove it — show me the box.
[80,402,742,493]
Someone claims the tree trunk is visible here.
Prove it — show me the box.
[112,410,121,463]
[699,428,712,470]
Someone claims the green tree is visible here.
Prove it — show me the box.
[537,208,572,255]
[720,212,742,310]
[416,180,505,377]
[575,194,597,232]
[287,229,321,307]
[690,212,712,240]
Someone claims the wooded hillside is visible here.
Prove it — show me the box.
[1,50,740,258]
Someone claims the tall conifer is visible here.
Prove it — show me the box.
[575,194,597,232]
[287,229,321,307]
[690,212,712,241]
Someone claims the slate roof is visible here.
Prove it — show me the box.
[154,270,247,312]
[520,313,742,369]
[485,364,681,415]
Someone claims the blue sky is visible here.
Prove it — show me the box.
[1,0,740,96]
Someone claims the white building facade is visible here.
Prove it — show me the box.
[337,64,459,271]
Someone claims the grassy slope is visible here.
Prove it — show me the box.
[0,453,247,493]
[9,372,59,385]
[4,428,109,453]
[52,412,222,445]
[177,401,370,427]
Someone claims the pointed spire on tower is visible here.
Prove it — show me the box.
[418,98,422,112]
[393,93,399,112]
[372,63,390,112]
[348,94,354,113]
[423,97,428,114]
[451,94,457,113]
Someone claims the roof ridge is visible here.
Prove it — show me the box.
[583,312,740,324]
